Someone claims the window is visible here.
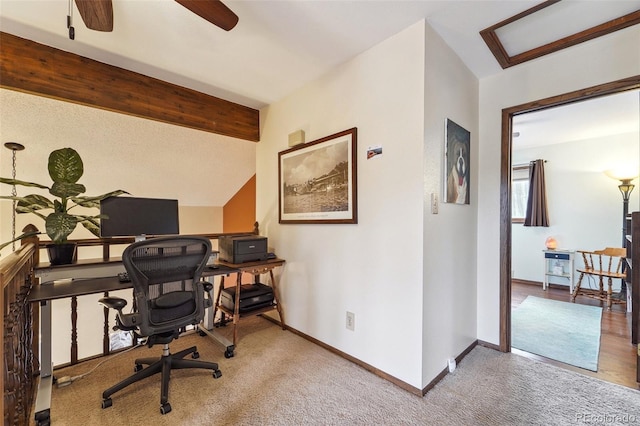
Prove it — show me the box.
[512,165,530,223]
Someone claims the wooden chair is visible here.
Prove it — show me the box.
[571,247,627,310]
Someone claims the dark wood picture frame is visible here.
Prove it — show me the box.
[278,128,357,224]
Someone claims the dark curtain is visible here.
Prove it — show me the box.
[524,159,549,227]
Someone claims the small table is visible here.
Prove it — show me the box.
[200,258,285,358]
[543,249,575,293]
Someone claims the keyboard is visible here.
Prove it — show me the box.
[117,272,131,283]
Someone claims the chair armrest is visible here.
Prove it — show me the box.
[99,296,140,331]
[200,281,214,308]
[99,296,128,311]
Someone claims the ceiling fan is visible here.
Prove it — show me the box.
[70,0,238,37]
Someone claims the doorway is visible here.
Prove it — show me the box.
[499,76,640,386]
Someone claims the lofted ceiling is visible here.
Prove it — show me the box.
[1,0,639,145]
[1,0,507,109]
[0,0,636,109]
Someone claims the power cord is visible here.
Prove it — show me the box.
[585,274,597,290]
[56,339,146,388]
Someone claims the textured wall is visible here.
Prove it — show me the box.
[0,89,255,257]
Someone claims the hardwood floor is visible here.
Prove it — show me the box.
[512,281,639,390]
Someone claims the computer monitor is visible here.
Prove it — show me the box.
[100,196,179,240]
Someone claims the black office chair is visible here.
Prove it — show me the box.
[99,236,222,415]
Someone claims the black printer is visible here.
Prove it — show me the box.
[218,235,268,263]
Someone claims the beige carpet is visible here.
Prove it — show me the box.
[46,316,640,425]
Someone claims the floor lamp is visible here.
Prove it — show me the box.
[4,142,25,251]
[608,171,637,298]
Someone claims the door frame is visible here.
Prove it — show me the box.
[499,75,640,352]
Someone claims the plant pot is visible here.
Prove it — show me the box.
[47,243,77,265]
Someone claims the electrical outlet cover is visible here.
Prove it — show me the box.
[346,311,355,331]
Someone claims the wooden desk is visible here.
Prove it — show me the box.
[207,258,285,358]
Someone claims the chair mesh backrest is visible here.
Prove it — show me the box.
[123,236,211,336]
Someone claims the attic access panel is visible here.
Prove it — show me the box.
[480,0,640,69]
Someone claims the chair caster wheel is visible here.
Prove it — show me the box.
[160,402,172,414]
[101,398,112,409]
[198,330,206,336]
[134,364,143,372]
[192,351,200,359]
[213,369,222,379]
[35,411,50,426]
[224,349,234,358]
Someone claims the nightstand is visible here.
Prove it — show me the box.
[543,249,575,293]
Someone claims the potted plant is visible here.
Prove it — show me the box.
[0,147,128,264]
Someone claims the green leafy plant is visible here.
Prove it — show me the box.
[0,147,128,251]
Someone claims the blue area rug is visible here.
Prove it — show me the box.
[512,296,602,371]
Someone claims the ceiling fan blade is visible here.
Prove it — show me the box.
[74,0,114,32]
[175,0,239,31]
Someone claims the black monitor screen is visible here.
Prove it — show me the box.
[100,197,179,238]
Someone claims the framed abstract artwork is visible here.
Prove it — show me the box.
[444,119,470,204]
[278,128,357,224]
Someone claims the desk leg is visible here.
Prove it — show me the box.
[269,270,285,330]
[197,324,235,359]
[197,275,235,358]
[33,300,53,425]
[232,273,242,348]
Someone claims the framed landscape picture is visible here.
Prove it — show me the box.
[278,128,357,224]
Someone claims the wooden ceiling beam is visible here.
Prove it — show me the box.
[0,32,259,142]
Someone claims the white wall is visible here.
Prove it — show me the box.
[257,21,427,388]
[257,19,479,389]
[422,24,478,384]
[477,25,640,344]
[512,133,639,287]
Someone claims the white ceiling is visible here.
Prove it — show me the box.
[0,0,504,108]
[513,89,640,150]
[1,0,639,143]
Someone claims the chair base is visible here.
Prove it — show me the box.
[101,344,221,414]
